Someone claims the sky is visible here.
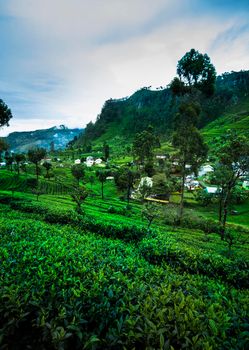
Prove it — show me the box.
[0,0,249,136]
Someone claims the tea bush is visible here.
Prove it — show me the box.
[0,216,249,349]
[139,232,249,288]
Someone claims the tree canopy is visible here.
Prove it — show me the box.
[176,49,216,96]
[0,99,13,128]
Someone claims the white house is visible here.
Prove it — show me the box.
[198,165,214,177]
[85,160,94,167]
[74,159,81,164]
[95,158,103,165]
[205,186,219,194]
[0,162,6,167]
[185,180,200,191]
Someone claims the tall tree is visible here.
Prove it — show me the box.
[0,138,8,161]
[71,164,85,186]
[28,148,46,181]
[103,142,110,161]
[176,49,216,96]
[43,161,52,178]
[0,99,13,128]
[114,167,139,203]
[213,131,249,239]
[14,153,26,175]
[172,102,208,222]
[133,126,160,164]
[96,170,107,200]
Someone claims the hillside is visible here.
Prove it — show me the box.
[76,70,249,149]
[202,97,249,142]
[6,125,83,152]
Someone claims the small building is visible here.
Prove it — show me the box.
[85,160,94,167]
[0,162,6,167]
[185,180,200,191]
[156,155,166,160]
[95,158,103,165]
[204,186,219,194]
[198,165,214,177]
[74,159,81,164]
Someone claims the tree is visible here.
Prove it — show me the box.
[14,153,26,175]
[172,102,208,223]
[0,99,13,128]
[133,126,160,164]
[28,148,46,181]
[5,153,14,172]
[71,164,85,186]
[103,142,110,161]
[96,169,107,200]
[114,167,139,203]
[43,161,52,178]
[152,173,172,197]
[0,138,8,161]
[176,49,216,96]
[142,202,160,229]
[71,185,88,214]
[213,131,249,239]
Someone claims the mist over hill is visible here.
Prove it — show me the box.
[6,125,83,152]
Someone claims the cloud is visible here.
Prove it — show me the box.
[0,0,248,136]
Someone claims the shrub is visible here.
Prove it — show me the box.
[0,217,248,349]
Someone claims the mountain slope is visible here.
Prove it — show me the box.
[76,70,249,148]
[6,125,83,152]
[202,97,249,142]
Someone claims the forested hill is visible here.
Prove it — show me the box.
[76,70,249,146]
[6,125,83,152]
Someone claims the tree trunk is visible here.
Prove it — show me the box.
[127,184,130,204]
[218,187,224,223]
[178,162,186,223]
[101,181,104,200]
[35,163,39,181]
[220,189,230,240]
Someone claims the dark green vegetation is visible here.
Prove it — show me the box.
[0,162,249,349]
[1,51,249,349]
[75,70,249,152]
[0,201,249,349]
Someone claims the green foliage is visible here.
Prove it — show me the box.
[0,211,248,349]
[71,185,88,214]
[0,99,13,128]
[132,126,159,164]
[71,164,85,185]
[176,48,216,96]
[139,230,249,288]
[27,148,46,180]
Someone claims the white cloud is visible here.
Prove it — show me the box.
[0,0,248,136]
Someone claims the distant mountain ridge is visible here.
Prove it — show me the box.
[6,125,83,152]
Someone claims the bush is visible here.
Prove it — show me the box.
[139,233,249,288]
[9,200,49,215]
[0,217,248,349]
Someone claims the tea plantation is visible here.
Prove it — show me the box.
[0,201,249,349]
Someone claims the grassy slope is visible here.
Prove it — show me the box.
[202,97,249,142]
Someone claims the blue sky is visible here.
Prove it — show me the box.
[0,0,249,136]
